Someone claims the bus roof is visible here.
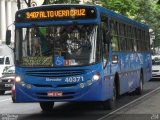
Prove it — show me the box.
[95,5,149,29]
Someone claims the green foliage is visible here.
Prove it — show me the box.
[101,0,138,17]
[101,0,160,48]
[135,0,160,48]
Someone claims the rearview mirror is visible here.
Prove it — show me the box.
[6,30,11,45]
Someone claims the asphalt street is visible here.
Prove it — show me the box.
[0,80,160,120]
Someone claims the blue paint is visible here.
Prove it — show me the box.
[14,4,151,103]
[54,56,64,66]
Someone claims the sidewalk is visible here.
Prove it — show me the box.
[103,89,160,120]
[122,91,160,114]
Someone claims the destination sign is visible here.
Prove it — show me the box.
[26,9,86,19]
[16,6,97,22]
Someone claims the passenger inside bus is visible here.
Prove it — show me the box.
[30,25,96,65]
[32,28,50,56]
[32,35,41,56]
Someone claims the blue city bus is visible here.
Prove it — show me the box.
[6,4,151,111]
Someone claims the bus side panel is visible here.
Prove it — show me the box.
[112,52,150,94]
[143,53,152,82]
[112,52,130,95]
[103,67,114,101]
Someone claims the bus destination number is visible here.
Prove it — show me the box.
[65,76,84,83]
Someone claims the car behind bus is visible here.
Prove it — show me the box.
[152,55,160,79]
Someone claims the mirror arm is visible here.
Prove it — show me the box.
[7,22,14,30]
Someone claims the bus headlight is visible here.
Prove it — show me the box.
[15,76,21,82]
[92,73,100,81]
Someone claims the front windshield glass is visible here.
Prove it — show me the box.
[16,25,100,67]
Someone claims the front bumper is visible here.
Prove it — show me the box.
[15,79,111,102]
[152,72,160,79]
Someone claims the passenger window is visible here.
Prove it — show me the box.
[5,57,10,65]
[100,14,109,68]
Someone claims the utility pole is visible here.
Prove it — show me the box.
[17,0,21,10]
[24,0,31,7]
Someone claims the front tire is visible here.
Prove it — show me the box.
[135,73,143,95]
[40,102,54,112]
[102,82,116,110]
[12,96,16,103]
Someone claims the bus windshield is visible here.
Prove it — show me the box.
[16,24,100,67]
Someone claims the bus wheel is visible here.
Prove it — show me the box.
[40,102,54,112]
[102,83,116,110]
[12,96,16,103]
[135,73,143,95]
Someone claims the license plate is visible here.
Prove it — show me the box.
[47,91,63,97]
[5,84,13,87]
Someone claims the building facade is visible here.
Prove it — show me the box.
[0,0,18,44]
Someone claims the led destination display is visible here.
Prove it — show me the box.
[26,9,86,19]
[16,6,97,22]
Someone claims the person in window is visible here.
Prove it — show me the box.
[32,28,50,56]
[32,35,42,56]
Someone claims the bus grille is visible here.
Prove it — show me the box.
[33,83,78,88]
[25,70,85,77]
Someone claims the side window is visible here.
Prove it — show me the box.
[111,20,119,51]
[5,57,10,65]
[100,14,109,68]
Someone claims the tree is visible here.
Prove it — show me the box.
[17,0,31,9]
[101,0,160,48]
[101,0,138,17]
[23,0,31,7]
[135,0,160,48]
[84,0,100,4]
[18,0,80,9]
[43,0,80,4]
[17,0,21,9]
